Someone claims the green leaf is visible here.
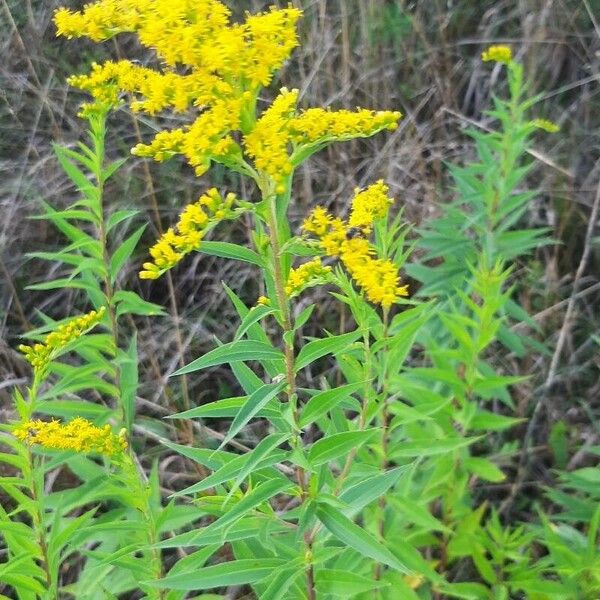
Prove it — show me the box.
[464,457,505,482]
[316,504,410,573]
[390,436,482,459]
[315,569,390,596]
[339,466,409,513]
[308,430,378,467]
[295,330,361,371]
[107,209,138,232]
[299,381,364,427]
[206,478,292,533]
[169,396,281,420]
[109,224,146,283]
[469,411,523,431]
[227,433,289,500]
[172,446,286,497]
[147,558,284,590]
[113,290,166,318]
[199,241,265,267]
[219,381,286,450]
[53,144,95,195]
[388,495,449,532]
[173,341,284,376]
[234,305,275,341]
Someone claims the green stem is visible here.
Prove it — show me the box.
[374,308,391,583]
[265,194,316,600]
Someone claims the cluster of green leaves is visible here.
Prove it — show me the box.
[3,51,598,600]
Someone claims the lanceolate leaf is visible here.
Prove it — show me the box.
[308,430,378,467]
[219,381,286,449]
[316,504,410,573]
[299,381,365,427]
[339,466,410,513]
[172,341,284,376]
[390,436,482,459]
[295,330,361,371]
[199,241,265,267]
[146,559,285,591]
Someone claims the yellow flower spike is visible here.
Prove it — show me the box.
[18,308,106,375]
[481,45,512,64]
[289,108,402,145]
[348,180,394,233]
[531,118,560,133]
[244,88,299,187]
[140,188,238,280]
[285,258,332,297]
[13,417,127,457]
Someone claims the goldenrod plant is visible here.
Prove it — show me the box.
[3,2,590,599]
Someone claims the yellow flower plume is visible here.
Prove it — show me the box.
[139,188,237,280]
[285,258,332,297]
[13,418,127,457]
[18,308,106,375]
[348,180,394,233]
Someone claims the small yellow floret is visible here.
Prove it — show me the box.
[481,45,512,64]
[18,308,106,375]
[285,258,332,296]
[13,417,127,457]
[257,296,271,306]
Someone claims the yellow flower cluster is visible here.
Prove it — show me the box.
[139,188,236,279]
[244,88,299,191]
[531,118,560,133]
[13,418,127,457]
[132,96,244,175]
[18,308,106,375]
[244,98,401,192]
[481,45,512,64]
[340,238,408,307]
[285,258,332,297]
[290,108,401,145]
[55,1,300,88]
[67,60,228,115]
[302,186,408,308]
[348,180,393,232]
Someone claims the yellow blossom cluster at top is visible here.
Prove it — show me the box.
[54,0,296,82]
[481,45,512,65]
[55,1,402,187]
[18,308,106,376]
[285,258,332,297]
[140,188,237,279]
[13,418,127,457]
[303,183,408,308]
